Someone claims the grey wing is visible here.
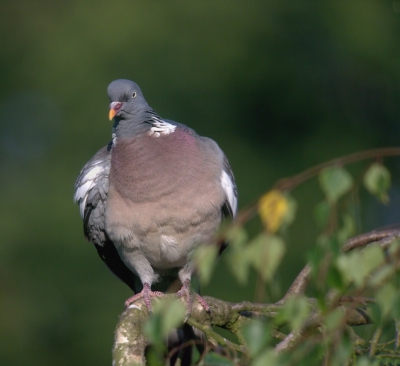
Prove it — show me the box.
[74,142,138,292]
[74,144,111,244]
[195,134,238,219]
[196,134,238,219]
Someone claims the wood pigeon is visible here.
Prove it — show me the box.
[74,79,237,313]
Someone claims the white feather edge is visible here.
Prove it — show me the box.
[74,164,104,218]
[221,170,237,216]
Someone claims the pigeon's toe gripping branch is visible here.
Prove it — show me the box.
[195,293,211,314]
[177,279,211,321]
[125,283,164,313]
[176,279,193,320]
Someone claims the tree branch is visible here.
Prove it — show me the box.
[112,228,400,364]
[113,302,148,365]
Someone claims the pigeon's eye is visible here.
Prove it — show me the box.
[132,92,137,99]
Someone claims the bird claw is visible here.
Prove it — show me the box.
[125,283,164,313]
[176,279,211,321]
[195,293,211,313]
[176,283,193,322]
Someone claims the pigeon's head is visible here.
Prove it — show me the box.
[107,79,149,121]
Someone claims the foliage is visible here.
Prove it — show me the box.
[134,151,400,366]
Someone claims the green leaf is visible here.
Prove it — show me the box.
[387,238,400,256]
[144,298,186,345]
[355,355,380,366]
[391,294,400,320]
[327,265,345,291]
[242,320,271,357]
[337,214,355,243]
[202,352,235,366]
[145,349,164,366]
[331,332,353,366]
[319,167,353,204]
[246,233,286,282]
[363,163,391,203]
[193,244,218,285]
[280,193,297,230]
[325,307,345,332]
[161,299,186,335]
[223,226,250,285]
[227,249,250,285]
[369,264,395,287]
[369,303,383,325]
[336,244,385,287]
[376,283,397,318]
[275,296,311,332]
[314,200,331,227]
[328,235,341,257]
[317,233,341,256]
[252,349,280,366]
[308,244,325,275]
[226,224,248,246]
[144,311,164,347]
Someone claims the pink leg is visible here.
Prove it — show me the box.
[177,279,211,319]
[125,283,164,313]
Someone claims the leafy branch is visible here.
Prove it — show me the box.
[113,230,400,365]
[112,148,400,365]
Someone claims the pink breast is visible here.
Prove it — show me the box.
[110,127,204,202]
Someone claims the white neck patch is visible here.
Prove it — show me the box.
[148,117,176,137]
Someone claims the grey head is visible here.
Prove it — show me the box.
[108,79,155,137]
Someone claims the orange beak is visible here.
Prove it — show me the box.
[109,109,116,121]
[109,102,123,121]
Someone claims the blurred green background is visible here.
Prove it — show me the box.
[2,1,400,364]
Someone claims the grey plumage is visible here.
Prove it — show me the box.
[74,79,237,309]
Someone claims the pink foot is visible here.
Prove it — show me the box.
[125,283,164,313]
[195,293,211,313]
[177,279,211,320]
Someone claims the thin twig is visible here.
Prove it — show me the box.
[339,297,375,305]
[274,147,400,191]
[277,264,311,304]
[369,327,383,357]
[278,229,400,305]
[396,320,400,349]
[230,301,281,315]
[235,148,400,225]
[375,354,400,359]
[166,339,212,365]
[343,230,400,252]
[274,314,321,354]
[186,318,247,355]
[377,339,396,353]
